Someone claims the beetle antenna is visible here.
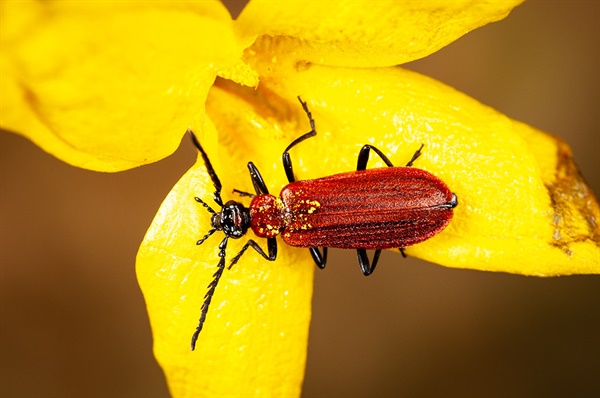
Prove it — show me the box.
[194,196,216,214]
[189,129,224,207]
[194,197,217,245]
[191,236,229,351]
[196,228,216,246]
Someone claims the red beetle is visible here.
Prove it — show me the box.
[189,97,457,350]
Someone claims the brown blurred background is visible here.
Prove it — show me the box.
[1,1,598,397]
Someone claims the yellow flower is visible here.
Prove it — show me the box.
[1,1,598,397]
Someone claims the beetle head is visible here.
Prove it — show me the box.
[211,200,251,239]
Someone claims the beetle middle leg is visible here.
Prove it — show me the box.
[228,237,278,269]
[282,97,328,270]
[354,145,396,274]
[356,144,422,268]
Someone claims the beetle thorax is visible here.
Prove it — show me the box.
[249,194,286,238]
[211,200,251,239]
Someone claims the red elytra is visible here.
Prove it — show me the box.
[250,167,455,250]
[188,97,457,350]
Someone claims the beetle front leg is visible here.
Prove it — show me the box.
[247,162,270,195]
[356,249,382,276]
[228,237,277,269]
[309,247,328,269]
[232,189,255,198]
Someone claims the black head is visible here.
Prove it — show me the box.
[211,200,251,239]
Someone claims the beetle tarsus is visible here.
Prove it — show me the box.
[297,96,315,132]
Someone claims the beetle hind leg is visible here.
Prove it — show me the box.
[309,247,328,269]
[356,249,382,276]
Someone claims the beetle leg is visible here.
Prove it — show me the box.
[228,237,277,270]
[356,249,382,276]
[356,145,395,170]
[356,143,426,169]
[309,247,328,269]
[405,144,424,167]
[232,189,255,198]
[247,162,270,195]
[399,248,407,258]
[282,97,318,183]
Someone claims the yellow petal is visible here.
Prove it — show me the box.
[0,1,252,171]
[236,0,524,67]
[136,109,314,396]
[232,57,599,275]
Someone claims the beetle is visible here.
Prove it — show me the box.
[189,97,457,350]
